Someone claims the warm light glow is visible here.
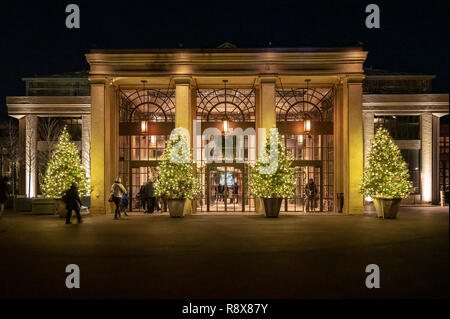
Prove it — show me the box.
[304,120,311,135]
[423,172,432,202]
[140,120,148,133]
[365,195,373,202]
[298,135,304,145]
[150,135,156,145]
[223,120,229,133]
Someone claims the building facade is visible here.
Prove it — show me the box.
[6,47,449,214]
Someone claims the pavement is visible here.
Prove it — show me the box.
[0,206,448,299]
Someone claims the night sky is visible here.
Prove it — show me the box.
[0,0,448,121]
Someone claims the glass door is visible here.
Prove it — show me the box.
[283,161,327,212]
[206,164,245,212]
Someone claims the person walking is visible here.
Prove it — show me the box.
[110,177,127,220]
[305,178,318,212]
[120,193,129,216]
[138,184,146,211]
[144,179,155,214]
[63,183,82,224]
[0,177,10,218]
[232,182,239,204]
[218,183,224,202]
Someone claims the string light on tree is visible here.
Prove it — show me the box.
[154,132,200,199]
[249,129,296,198]
[41,126,92,198]
[360,127,414,199]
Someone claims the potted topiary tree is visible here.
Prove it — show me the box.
[360,127,414,219]
[154,130,200,218]
[40,126,92,217]
[249,129,296,218]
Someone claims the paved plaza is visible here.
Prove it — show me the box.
[0,207,448,299]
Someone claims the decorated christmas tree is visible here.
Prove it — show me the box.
[41,126,91,198]
[154,131,200,199]
[249,129,296,198]
[360,127,414,199]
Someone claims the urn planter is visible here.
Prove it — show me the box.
[263,198,283,218]
[167,198,186,218]
[373,198,402,219]
[55,198,67,218]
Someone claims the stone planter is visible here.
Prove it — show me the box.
[373,198,402,219]
[263,198,283,218]
[31,198,56,215]
[167,199,186,218]
[55,199,67,218]
[13,197,32,212]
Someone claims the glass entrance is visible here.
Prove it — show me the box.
[130,163,159,212]
[203,164,254,212]
[283,162,321,212]
[118,87,176,212]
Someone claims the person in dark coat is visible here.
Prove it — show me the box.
[305,178,318,212]
[0,177,10,217]
[138,185,146,211]
[144,180,155,214]
[63,183,82,224]
[217,183,224,202]
[232,182,239,204]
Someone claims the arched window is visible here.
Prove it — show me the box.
[197,88,255,122]
[276,88,334,122]
[119,88,175,123]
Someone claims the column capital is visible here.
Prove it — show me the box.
[257,75,278,85]
[344,74,365,84]
[174,76,193,86]
[89,77,110,85]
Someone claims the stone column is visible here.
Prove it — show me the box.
[175,77,193,215]
[255,77,277,214]
[334,81,344,213]
[105,82,119,210]
[81,115,91,181]
[340,76,364,214]
[90,78,118,214]
[25,115,38,198]
[18,117,27,195]
[90,79,106,214]
[432,115,440,204]
[362,112,375,167]
[256,78,277,138]
[421,112,433,203]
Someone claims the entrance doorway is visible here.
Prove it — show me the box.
[129,161,159,212]
[203,164,254,212]
[282,160,333,212]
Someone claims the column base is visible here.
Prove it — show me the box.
[90,206,107,214]
[183,199,192,215]
[344,205,364,215]
[255,197,265,215]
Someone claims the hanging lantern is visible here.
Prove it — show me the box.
[298,135,304,145]
[304,119,311,135]
[140,120,148,133]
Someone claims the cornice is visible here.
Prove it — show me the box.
[85,50,368,77]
